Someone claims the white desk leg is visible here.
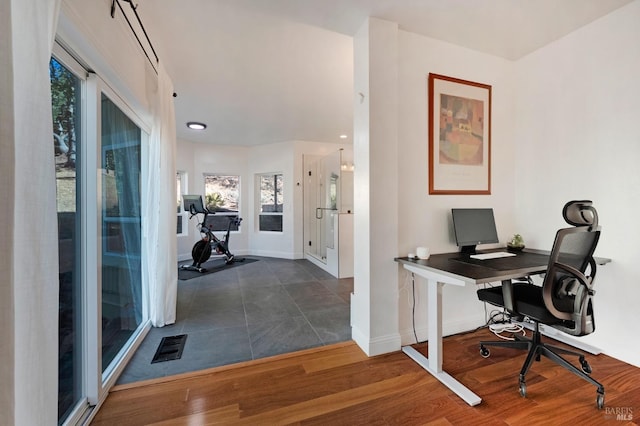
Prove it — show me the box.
[401,278,481,406]
[428,279,443,372]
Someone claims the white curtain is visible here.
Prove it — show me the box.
[0,0,61,424]
[102,96,144,325]
[145,62,178,327]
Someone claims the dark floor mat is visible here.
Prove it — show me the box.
[178,257,258,280]
[151,334,187,363]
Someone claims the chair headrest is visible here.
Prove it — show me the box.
[563,200,598,228]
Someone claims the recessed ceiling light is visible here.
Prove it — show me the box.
[339,134,348,139]
[187,122,207,130]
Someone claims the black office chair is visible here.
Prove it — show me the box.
[477,200,605,408]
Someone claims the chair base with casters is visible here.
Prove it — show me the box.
[478,316,605,409]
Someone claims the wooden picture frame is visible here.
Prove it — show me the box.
[428,73,492,195]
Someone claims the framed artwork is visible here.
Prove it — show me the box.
[428,73,492,195]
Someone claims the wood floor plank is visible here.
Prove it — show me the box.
[301,345,370,373]
[298,377,454,425]
[148,404,241,426]
[111,341,356,392]
[91,329,640,425]
[236,372,427,424]
[230,354,428,418]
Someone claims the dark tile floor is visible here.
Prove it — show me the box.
[117,257,353,384]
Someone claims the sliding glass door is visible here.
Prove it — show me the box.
[51,44,149,425]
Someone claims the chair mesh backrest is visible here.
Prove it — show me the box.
[542,201,601,336]
[555,229,599,275]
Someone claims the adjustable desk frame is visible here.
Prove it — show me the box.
[395,249,608,407]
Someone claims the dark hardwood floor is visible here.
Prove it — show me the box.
[91,328,640,425]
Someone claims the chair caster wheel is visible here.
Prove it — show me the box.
[596,391,605,409]
[519,380,527,397]
[580,357,592,374]
[480,345,490,358]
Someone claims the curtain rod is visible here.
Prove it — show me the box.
[111,0,159,74]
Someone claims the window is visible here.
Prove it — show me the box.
[176,171,187,235]
[258,173,283,232]
[203,174,241,232]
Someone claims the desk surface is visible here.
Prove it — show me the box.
[395,249,550,284]
[395,248,611,285]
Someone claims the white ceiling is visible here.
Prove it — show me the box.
[136,0,632,146]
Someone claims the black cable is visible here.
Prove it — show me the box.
[442,309,512,338]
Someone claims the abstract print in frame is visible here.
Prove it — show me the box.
[428,73,492,195]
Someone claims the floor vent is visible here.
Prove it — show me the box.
[151,334,187,363]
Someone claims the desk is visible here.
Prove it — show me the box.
[394,249,561,406]
[395,249,610,406]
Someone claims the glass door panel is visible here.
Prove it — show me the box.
[100,94,143,371]
[305,150,341,262]
[51,55,83,425]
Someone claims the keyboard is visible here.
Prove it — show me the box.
[470,251,516,260]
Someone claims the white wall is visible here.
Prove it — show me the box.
[351,18,402,355]
[513,0,640,367]
[248,141,297,258]
[350,21,515,349]
[356,7,640,369]
[395,30,516,342]
[351,17,516,355]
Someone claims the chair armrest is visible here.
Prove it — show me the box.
[543,261,594,321]
[549,262,593,292]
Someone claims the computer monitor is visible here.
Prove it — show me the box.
[182,195,207,215]
[451,208,499,254]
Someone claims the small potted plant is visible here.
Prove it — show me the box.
[507,234,525,252]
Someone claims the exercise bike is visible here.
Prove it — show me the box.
[180,195,243,273]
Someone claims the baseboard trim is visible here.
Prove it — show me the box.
[247,250,297,259]
[400,317,485,346]
[351,325,401,357]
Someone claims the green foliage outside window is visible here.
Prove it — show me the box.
[205,193,225,210]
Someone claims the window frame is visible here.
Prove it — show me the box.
[202,173,241,233]
[51,42,89,426]
[176,171,188,236]
[257,172,284,233]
